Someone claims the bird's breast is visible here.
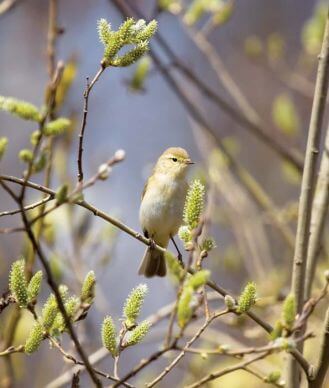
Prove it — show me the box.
[139,175,187,242]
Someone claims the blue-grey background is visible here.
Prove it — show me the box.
[0,0,319,386]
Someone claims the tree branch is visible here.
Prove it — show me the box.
[287,8,329,388]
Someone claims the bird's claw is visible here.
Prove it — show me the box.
[177,253,184,268]
[149,238,156,250]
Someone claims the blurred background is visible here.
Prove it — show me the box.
[0,0,327,387]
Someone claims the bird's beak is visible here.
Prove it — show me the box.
[185,159,194,165]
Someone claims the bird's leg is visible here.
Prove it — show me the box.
[149,234,156,250]
[171,236,184,268]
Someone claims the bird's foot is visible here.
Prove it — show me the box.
[177,253,184,268]
[149,238,156,250]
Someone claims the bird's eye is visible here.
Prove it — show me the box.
[172,157,178,162]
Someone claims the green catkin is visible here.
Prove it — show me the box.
[183,180,205,229]
[27,271,43,302]
[101,316,118,357]
[9,259,28,308]
[125,320,151,347]
[237,282,257,313]
[123,284,148,327]
[24,323,44,354]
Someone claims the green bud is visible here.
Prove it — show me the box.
[224,295,236,310]
[59,284,69,300]
[264,370,281,384]
[55,184,69,204]
[9,259,28,308]
[130,56,151,91]
[0,96,41,121]
[200,238,216,252]
[27,270,43,302]
[19,149,33,163]
[97,18,112,46]
[81,271,96,304]
[177,286,193,328]
[30,130,42,145]
[178,225,192,244]
[134,20,157,41]
[187,270,210,290]
[183,0,205,26]
[0,137,8,160]
[44,118,71,136]
[282,294,296,330]
[244,35,263,57]
[183,180,205,229]
[237,281,257,314]
[112,41,149,67]
[42,294,59,330]
[123,284,148,328]
[125,320,151,347]
[101,316,118,357]
[65,296,80,320]
[98,18,156,68]
[33,151,47,173]
[165,251,184,281]
[24,323,44,354]
[270,320,283,340]
[272,94,299,137]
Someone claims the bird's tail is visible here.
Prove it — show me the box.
[138,247,166,278]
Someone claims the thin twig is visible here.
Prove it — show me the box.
[146,310,229,387]
[77,65,105,183]
[287,8,329,388]
[185,351,271,388]
[305,123,329,299]
[0,195,53,217]
[111,0,303,172]
[0,174,311,377]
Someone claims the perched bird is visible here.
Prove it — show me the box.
[139,147,193,277]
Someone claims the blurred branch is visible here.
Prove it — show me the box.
[0,0,19,17]
[111,0,304,172]
[288,8,329,388]
[77,65,106,183]
[305,123,329,299]
[0,195,53,217]
[310,306,329,387]
[0,174,311,377]
[9,185,102,387]
[146,309,229,387]
[112,0,296,251]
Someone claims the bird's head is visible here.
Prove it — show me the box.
[154,147,194,179]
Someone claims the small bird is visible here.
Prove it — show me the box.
[139,147,193,277]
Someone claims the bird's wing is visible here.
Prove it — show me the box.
[141,179,149,200]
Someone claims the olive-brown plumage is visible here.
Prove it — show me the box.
[139,147,193,277]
